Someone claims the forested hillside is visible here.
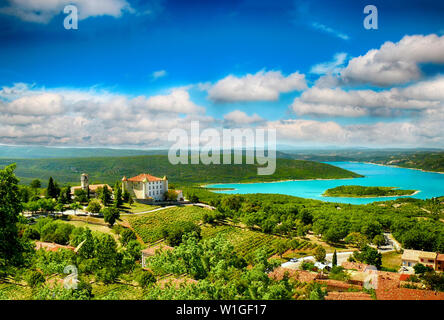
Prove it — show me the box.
[0,155,362,186]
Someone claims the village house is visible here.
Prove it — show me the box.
[401,249,442,271]
[70,173,112,198]
[122,173,183,202]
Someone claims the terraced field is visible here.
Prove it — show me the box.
[124,206,206,243]
[201,225,282,257]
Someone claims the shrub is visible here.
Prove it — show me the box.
[138,270,156,288]
[120,229,137,246]
[27,270,45,288]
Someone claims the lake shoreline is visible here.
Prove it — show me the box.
[354,161,444,175]
[201,176,360,188]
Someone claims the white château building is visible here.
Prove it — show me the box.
[122,173,183,201]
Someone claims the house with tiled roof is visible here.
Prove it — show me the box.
[122,173,182,201]
[401,249,441,270]
[70,173,112,198]
[436,254,444,272]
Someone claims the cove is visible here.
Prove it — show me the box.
[206,162,444,204]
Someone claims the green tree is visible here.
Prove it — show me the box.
[100,186,112,206]
[120,229,137,246]
[30,179,41,189]
[314,246,326,262]
[274,240,289,259]
[26,270,45,288]
[0,164,25,271]
[70,202,82,215]
[128,194,134,206]
[413,263,433,275]
[74,189,88,203]
[353,245,382,269]
[55,202,65,213]
[102,207,120,227]
[332,250,338,267]
[122,190,130,203]
[46,177,58,199]
[138,270,156,288]
[113,182,123,208]
[373,234,386,248]
[86,199,101,214]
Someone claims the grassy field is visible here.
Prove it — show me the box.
[61,220,119,242]
[381,251,402,270]
[0,155,362,186]
[124,206,207,244]
[0,283,32,300]
[120,202,161,214]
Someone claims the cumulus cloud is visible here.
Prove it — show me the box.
[0,0,132,23]
[340,34,444,86]
[290,76,444,118]
[264,117,444,147]
[0,84,209,147]
[208,70,307,103]
[223,110,264,125]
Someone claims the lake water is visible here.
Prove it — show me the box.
[206,162,444,204]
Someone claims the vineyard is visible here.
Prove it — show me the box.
[201,225,282,257]
[124,206,206,243]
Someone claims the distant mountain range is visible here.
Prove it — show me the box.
[0,145,441,159]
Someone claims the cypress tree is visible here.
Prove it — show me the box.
[332,249,338,267]
[46,177,57,199]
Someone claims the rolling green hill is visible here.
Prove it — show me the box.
[0,155,362,186]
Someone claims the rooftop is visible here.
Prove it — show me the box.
[71,184,112,192]
[142,244,173,256]
[35,241,75,252]
[402,249,437,261]
[126,173,164,182]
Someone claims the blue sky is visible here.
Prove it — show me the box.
[0,0,444,148]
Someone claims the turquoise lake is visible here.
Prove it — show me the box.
[207,162,444,204]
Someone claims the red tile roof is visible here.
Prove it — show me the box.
[376,288,444,300]
[268,267,320,283]
[35,241,75,252]
[341,261,368,271]
[325,292,373,300]
[436,254,444,262]
[399,274,412,281]
[316,279,362,291]
[142,244,173,256]
[127,173,163,182]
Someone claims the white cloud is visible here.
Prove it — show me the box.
[0,84,209,147]
[208,70,307,103]
[264,117,444,147]
[223,110,264,124]
[152,70,167,79]
[310,53,347,75]
[290,76,444,118]
[341,34,444,86]
[0,0,132,23]
[133,89,204,114]
[311,22,349,40]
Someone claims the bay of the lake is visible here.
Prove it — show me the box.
[206,162,444,204]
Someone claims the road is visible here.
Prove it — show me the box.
[281,251,355,270]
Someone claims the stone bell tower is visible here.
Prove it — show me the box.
[81,173,89,191]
